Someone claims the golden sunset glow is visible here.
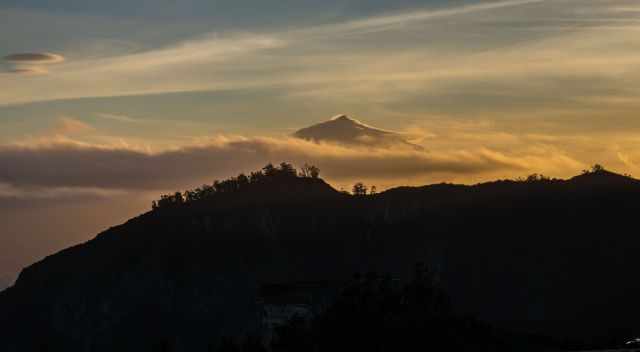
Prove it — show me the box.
[2,0,640,286]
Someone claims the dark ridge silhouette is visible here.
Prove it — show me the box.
[1,163,639,351]
[152,162,332,211]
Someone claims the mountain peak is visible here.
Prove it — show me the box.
[293,114,422,150]
[329,114,367,125]
[330,114,351,121]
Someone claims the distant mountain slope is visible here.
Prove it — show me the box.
[293,114,423,149]
[568,168,637,187]
[1,168,639,351]
[0,276,12,293]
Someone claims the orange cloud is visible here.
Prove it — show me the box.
[50,117,95,136]
[0,135,552,194]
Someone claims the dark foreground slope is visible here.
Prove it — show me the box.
[1,170,640,350]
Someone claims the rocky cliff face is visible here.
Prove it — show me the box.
[2,173,640,350]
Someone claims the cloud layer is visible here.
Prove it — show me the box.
[0,135,532,195]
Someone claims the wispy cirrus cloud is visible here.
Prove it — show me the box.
[95,113,144,124]
[0,0,553,105]
[300,0,547,37]
[3,0,640,132]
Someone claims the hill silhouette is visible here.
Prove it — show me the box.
[1,164,639,351]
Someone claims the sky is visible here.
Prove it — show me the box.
[1,0,640,285]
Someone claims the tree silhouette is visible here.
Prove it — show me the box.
[250,171,264,183]
[279,162,297,178]
[524,174,550,182]
[299,164,320,179]
[151,162,324,210]
[174,192,184,204]
[352,182,367,196]
[262,163,278,178]
[237,173,249,188]
[582,163,607,175]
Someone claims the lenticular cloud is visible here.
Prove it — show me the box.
[3,52,65,75]
[4,52,65,64]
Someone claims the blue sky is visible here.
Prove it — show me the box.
[1,0,471,54]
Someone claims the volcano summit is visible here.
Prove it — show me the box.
[294,114,423,150]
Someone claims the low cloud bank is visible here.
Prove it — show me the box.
[0,136,529,195]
